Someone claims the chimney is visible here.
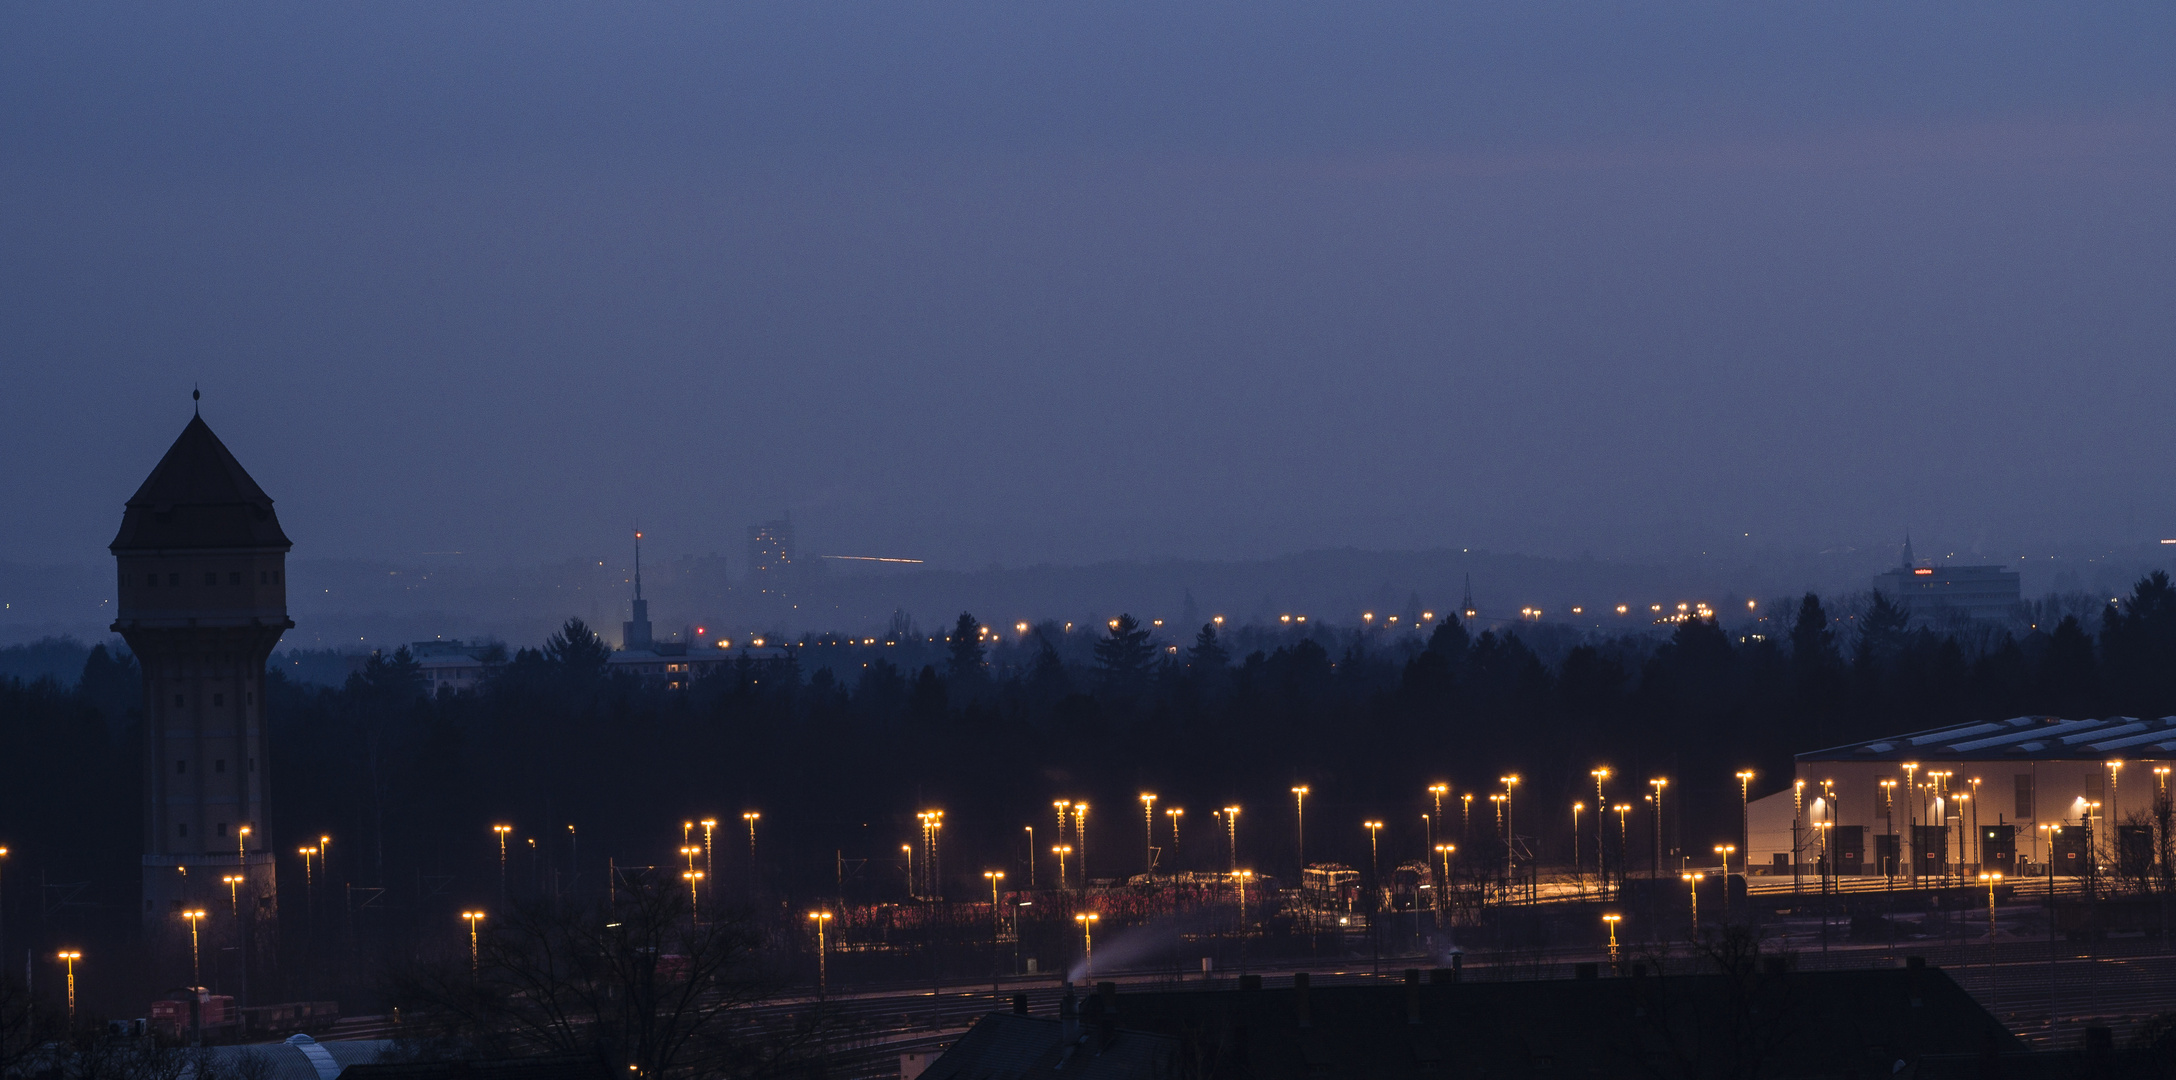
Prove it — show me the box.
[1060,983,1080,1044]
[1293,972,1311,1029]
[1405,969,1422,1026]
[1012,994,1028,1016]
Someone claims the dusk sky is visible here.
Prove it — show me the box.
[5,2,2172,570]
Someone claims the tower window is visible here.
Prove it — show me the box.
[169,573,180,586]
[229,572,242,585]
[178,824,189,838]
[260,571,269,584]
[215,759,226,773]
[139,574,151,587]
[177,760,187,774]
[273,571,281,584]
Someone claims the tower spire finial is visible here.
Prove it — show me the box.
[633,527,643,602]
[192,384,200,415]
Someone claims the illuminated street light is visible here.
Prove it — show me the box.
[1222,806,1242,870]
[1603,913,1622,967]
[1714,845,1737,922]
[222,874,244,914]
[1682,871,1705,934]
[808,911,834,993]
[461,911,484,973]
[181,909,208,985]
[1053,845,1073,890]
[1140,794,1158,875]
[700,819,717,886]
[1165,808,1184,867]
[1363,821,1385,879]
[743,812,761,861]
[58,950,80,1027]
[1648,779,1669,880]
[493,825,512,905]
[682,869,705,910]
[1592,768,1612,894]
[1427,784,1449,850]
[1075,911,1100,964]
[1291,787,1310,870]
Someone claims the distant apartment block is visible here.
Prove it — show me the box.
[747,517,794,594]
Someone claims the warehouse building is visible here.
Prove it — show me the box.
[1747,715,2176,881]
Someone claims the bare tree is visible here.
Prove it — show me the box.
[388,877,790,1079]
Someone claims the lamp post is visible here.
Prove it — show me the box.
[1501,776,1522,888]
[743,812,761,861]
[461,911,484,974]
[222,874,243,915]
[1166,809,1184,870]
[1462,793,1473,841]
[1291,787,1310,871]
[1428,784,1449,852]
[1614,804,1632,893]
[1222,806,1241,871]
[1979,871,2003,1012]
[902,844,915,899]
[58,950,80,1028]
[1075,911,1099,967]
[808,911,833,994]
[1434,844,1456,928]
[1573,803,1585,895]
[182,909,208,985]
[700,819,717,886]
[1736,770,1755,852]
[1902,763,1920,886]
[1592,769,1612,894]
[1715,845,1737,923]
[1603,913,1622,969]
[1141,794,1158,875]
[1071,804,1088,882]
[1682,871,1705,935]
[1053,845,1072,891]
[493,825,512,905]
[683,870,704,911]
[984,870,1006,929]
[1649,779,1669,880]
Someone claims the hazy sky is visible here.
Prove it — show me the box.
[4,2,2172,570]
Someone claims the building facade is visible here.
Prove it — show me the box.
[110,414,291,988]
[1748,715,2176,882]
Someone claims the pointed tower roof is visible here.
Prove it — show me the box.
[1900,532,1916,570]
[110,415,292,552]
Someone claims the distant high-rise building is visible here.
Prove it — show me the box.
[1872,536,2021,621]
[1460,574,1478,623]
[111,411,289,981]
[747,517,794,594]
[624,530,654,649]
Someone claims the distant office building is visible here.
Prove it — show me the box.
[1872,537,2020,620]
[747,518,793,588]
[110,411,287,970]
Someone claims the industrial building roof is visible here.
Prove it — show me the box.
[1800,715,2176,762]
